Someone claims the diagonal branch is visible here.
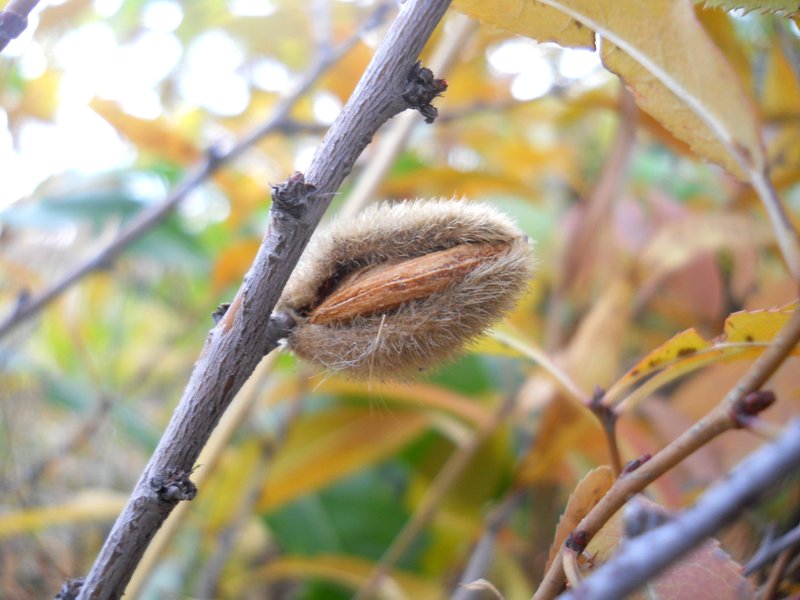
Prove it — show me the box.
[0,1,393,341]
[557,418,800,600]
[533,304,800,600]
[0,0,38,53]
[72,1,453,598]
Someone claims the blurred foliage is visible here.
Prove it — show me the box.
[0,0,799,598]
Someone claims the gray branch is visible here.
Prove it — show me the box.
[744,521,800,575]
[558,418,800,600]
[0,2,394,341]
[73,1,453,598]
[0,0,39,53]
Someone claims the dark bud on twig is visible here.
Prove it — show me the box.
[0,10,27,41]
[589,385,605,406]
[205,142,230,166]
[624,496,671,538]
[566,529,590,554]
[150,467,198,503]
[620,453,651,476]
[731,390,776,427]
[12,288,31,318]
[402,61,448,124]
[212,303,231,324]
[589,385,617,428]
[54,577,85,600]
[270,171,318,221]
[268,310,296,340]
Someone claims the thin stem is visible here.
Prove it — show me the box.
[73,2,453,597]
[123,353,279,598]
[745,522,800,576]
[532,304,800,600]
[533,408,735,600]
[761,545,795,600]
[490,330,589,406]
[600,419,622,476]
[557,419,800,600]
[450,490,526,600]
[749,170,800,280]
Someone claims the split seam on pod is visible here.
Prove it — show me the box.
[276,198,535,379]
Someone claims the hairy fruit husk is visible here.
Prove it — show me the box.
[277,199,534,379]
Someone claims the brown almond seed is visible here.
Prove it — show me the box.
[308,242,508,325]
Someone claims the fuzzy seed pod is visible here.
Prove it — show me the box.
[277,199,535,379]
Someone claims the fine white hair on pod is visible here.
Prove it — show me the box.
[276,198,535,379]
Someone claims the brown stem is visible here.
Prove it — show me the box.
[561,86,637,291]
[192,390,306,598]
[761,545,795,600]
[744,522,800,575]
[558,418,800,600]
[123,353,279,597]
[72,2,453,598]
[749,169,800,281]
[450,490,527,599]
[588,387,622,476]
[532,304,800,600]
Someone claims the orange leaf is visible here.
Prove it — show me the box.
[514,392,604,486]
[546,466,615,571]
[212,238,262,292]
[0,490,126,537]
[635,214,771,294]
[315,379,493,427]
[90,98,201,164]
[258,407,429,511]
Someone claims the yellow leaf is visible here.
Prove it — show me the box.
[514,391,604,486]
[762,41,800,120]
[695,8,753,93]
[455,0,765,179]
[15,71,61,121]
[566,279,633,390]
[212,238,262,292]
[90,98,201,164]
[635,214,771,292]
[607,303,800,410]
[321,41,374,103]
[252,554,439,598]
[258,407,429,511]
[545,466,615,571]
[0,490,126,537]
[452,0,595,48]
[213,171,270,227]
[315,379,493,427]
[573,0,764,179]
